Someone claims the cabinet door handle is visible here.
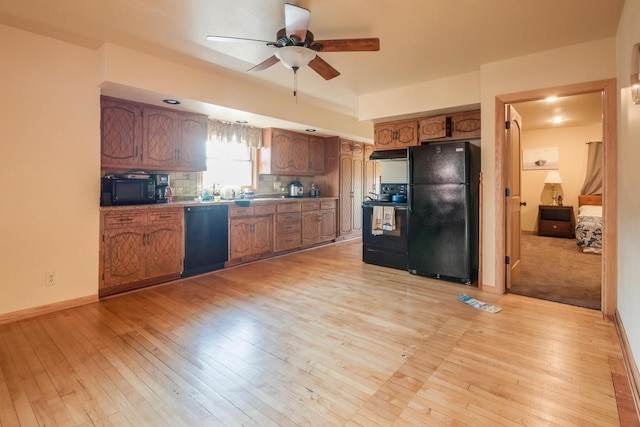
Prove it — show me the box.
[118,217,134,222]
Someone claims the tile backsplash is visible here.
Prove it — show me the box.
[257,175,317,197]
[169,172,318,199]
[102,171,319,200]
[169,172,199,198]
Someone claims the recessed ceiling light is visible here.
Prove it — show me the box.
[305,128,316,132]
[235,120,248,124]
[545,96,558,102]
[551,116,564,123]
[163,99,181,105]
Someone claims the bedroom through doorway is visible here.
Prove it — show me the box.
[507,93,604,309]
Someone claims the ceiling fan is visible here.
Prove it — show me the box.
[206,3,380,82]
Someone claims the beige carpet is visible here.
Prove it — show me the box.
[509,233,602,309]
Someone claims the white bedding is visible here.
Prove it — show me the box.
[576,204,603,254]
[578,205,602,218]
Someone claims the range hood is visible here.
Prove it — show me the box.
[368,148,408,160]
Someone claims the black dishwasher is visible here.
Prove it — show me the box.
[183,205,229,277]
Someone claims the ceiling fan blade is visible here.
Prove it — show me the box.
[206,35,272,44]
[308,56,340,80]
[311,38,380,52]
[248,55,281,72]
[284,3,310,41]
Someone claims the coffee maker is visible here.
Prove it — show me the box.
[152,174,171,203]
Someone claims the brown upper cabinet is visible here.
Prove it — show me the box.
[373,110,481,150]
[101,96,207,171]
[418,115,448,140]
[259,128,325,176]
[450,110,481,139]
[373,119,419,151]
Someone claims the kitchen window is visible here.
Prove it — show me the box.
[201,138,254,190]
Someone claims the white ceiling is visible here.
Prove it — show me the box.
[0,0,623,127]
[513,92,604,131]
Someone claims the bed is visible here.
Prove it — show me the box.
[575,195,603,254]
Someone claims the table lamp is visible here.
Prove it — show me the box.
[544,171,563,206]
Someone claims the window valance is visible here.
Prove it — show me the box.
[207,119,263,148]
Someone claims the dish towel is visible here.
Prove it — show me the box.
[382,206,396,231]
[372,206,384,235]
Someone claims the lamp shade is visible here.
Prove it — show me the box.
[275,46,316,70]
[544,171,563,184]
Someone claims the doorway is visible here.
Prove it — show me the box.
[494,79,617,315]
[507,94,603,309]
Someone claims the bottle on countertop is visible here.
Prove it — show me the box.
[309,182,320,197]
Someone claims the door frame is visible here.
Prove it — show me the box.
[493,79,617,315]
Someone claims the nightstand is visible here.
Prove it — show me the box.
[538,205,575,238]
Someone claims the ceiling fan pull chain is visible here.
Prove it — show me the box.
[293,66,299,101]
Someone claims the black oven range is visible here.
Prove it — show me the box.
[362,183,408,270]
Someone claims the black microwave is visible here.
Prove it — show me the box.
[101,177,156,206]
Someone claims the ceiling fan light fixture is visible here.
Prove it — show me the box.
[275,46,316,70]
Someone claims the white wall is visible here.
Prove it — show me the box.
[0,25,100,314]
[520,124,602,232]
[616,0,640,374]
[359,72,481,121]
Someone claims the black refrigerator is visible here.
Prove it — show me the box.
[407,142,480,284]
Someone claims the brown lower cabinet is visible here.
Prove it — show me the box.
[301,200,337,246]
[228,204,275,263]
[100,199,338,296]
[228,199,338,265]
[100,208,183,297]
[276,203,302,251]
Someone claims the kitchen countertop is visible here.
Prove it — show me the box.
[100,196,338,211]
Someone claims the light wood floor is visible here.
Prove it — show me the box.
[0,240,634,426]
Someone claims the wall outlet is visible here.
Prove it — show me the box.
[46,271,56,286]
[274,181,281,190]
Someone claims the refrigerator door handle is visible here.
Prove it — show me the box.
[408,149,413,213]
